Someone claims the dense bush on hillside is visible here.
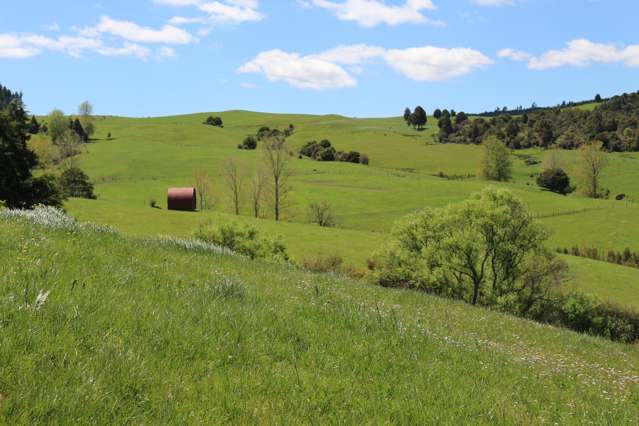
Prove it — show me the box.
[238,135,257,150]
[439,91,639,151]
[371,187,639,342]
[537,168,573,195]
[299,139,369,165]
[58,167,96,199]
[194,222,288,262]
[203,116,223,127]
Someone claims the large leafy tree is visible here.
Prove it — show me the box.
[373,188,566,314]
[411,106,427,130]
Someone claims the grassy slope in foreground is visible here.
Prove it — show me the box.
[1,217,638,424]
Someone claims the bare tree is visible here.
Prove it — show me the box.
[78,101,95,139]
[577,141,608,198]
[223,159,244,215]
[249,170,266,218]
[309,201,335,227]
[193,168,214,210]
[261,137,291,221]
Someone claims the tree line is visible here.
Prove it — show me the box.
[438,91,639,152]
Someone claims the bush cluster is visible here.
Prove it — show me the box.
[536,168,573,195]
[299,139,369,165]
[194,222,288,262]
[203,116,223,127]
[559,246,639,269]
[238,136,257,150]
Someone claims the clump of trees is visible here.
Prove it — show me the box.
[194,222,288,262]
[403,106,427,130]
[203,116,223,127]
[438,91,639,152]
[479,137,512,181]
[0,90,63,208]
[238,124,294,150]
[299,139,369,165]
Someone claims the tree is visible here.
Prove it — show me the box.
[0,98,62,208]
[595,94,603,103]
[262,137,291,221]
[309,201,335,227]
[373,188,566,314]
[438,111,453,140]
[403,107,412,126]
[455,111,468,126]
[78,101,95,139]
[542,149,565,171]
[204,116,223,127]
[249,171,266,218]
[71,118,88,143]
[537,168,573,195]
[28,116,40,134]
[411,106,427,130]
[433,109,442,119]
[238,136,257,150]
[480,137,512,181]
[223,159,244,215]
[58,167,96,199]
[193,168,214,210]
[577,141,608,198]
[48,109,68,144]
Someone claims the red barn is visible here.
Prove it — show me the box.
[167,187,197,211]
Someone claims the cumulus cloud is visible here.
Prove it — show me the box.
[238,49,357,89]
[472,0,513,6]
[384,46,493,81]
[157,0,265,24]
[0,33,151,59]
[80,16,193,44]
[498,48,531,61]
[238,44,493,89]
[500,39,639,70]
[308,0,444,27]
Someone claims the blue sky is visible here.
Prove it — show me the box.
[1,0,638,117]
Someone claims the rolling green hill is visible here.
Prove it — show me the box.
[1,212,638,424]
[53,111,639,308]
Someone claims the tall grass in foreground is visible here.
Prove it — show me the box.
[0,211,638,423]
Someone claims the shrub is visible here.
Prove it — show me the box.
[203,116,223,127]
[308,201,336,227]
[302,255,343,273]
[238,136,257,150]
[149,199,160,209]
[194,222,288,262]
[359,154,370,165]
[372,187,566,315]
[58,167,96,199]
[537,168,573,195]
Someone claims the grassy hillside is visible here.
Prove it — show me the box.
[1,214,638,424]
[55,111,639,308]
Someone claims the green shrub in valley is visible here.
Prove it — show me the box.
[58,167,96,199]
[238,135,257,150]
[536,168,573,195]
[194,221,288,262]
[372,187,566,315]
[480,137,512,181]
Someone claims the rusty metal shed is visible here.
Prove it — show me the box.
[167,187,197,211]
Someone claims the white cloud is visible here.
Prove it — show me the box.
[498,48,531,61]
[80,16,193,44]
[309,0,444,27]
[238,49,357,90]
[239,44,493,89]
[156,0,265,24]
[310,44,386,64]
[240,82,260,88]
[472,0,513,6]
[500,39,639,70]
[384,46,493,81]
[0,33,151,60]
